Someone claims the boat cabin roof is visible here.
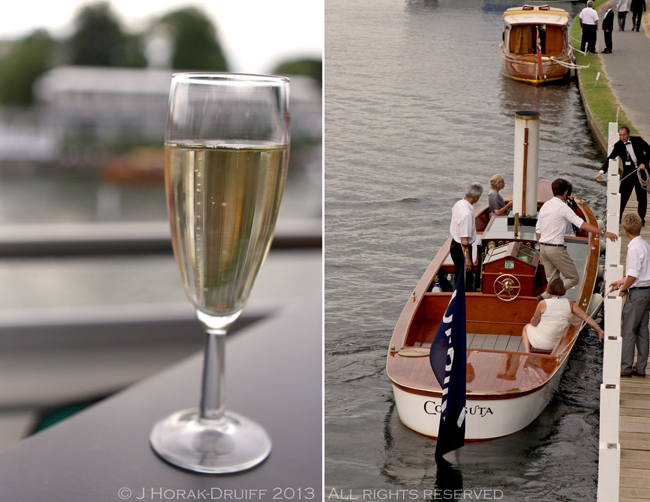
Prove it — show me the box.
[503,5,569,26]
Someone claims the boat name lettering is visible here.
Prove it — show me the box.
[424,401,494,418]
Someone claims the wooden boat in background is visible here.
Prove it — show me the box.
[500,5,575,85]
[387,112,601,440]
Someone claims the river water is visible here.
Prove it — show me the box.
[325,1,608,500]
[0,157,321,311]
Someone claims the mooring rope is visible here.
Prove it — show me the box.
[581,169,641,204]
[548,56,590,70]
[568,40,588,57]
[638,167,650,190]
[579,287,609,333]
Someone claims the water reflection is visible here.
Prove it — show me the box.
[403,0,438,13]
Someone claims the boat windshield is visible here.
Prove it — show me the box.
[480,215,537,243]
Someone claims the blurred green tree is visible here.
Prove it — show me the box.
[68,1,146,67]
[273,58,322,87]
[156,7,229,71]
[0,30,58,105]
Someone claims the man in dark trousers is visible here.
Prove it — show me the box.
[449,183,483,292]
[631,0,646,31]
[580,1,599,53]
[596,126,650,225]
[610,213,650,377]
[602,2,614,53]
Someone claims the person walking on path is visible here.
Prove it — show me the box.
[580,1,599,53]
[610,213,650,377]
[596,126,650,226]
[535,178,618,300]
[631,0,646,31]
[618,0,630,30]
[603,2,615,53]
[449,183,482,293]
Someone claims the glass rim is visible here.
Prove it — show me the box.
[171,72,290,85]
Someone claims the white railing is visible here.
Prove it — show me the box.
[597,122,624,501]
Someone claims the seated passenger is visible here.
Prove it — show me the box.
[522,278,604,352]
[488,174,513,219]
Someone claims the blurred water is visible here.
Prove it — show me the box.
[0,154,321,311]
[326,0,606,500]
[0,163,320,224]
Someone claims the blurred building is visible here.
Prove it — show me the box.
[34,66,172,148]
[1,66,322,166]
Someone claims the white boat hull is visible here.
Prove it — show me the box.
[391,355,568,440]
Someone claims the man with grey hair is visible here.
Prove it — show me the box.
[579,1,599,53]
[602,2,614,53]
[449,183,483,292]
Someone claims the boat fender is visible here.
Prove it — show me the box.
[597,219,604,229]
[597,264,605,280]
[587,293,604,318]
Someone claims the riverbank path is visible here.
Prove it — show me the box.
[597,12,650,141]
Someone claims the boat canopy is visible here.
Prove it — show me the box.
[508,24,566,55]
[503,5,569,26]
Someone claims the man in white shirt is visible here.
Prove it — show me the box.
[449,183,483,292]
[611,213,650,377]
[536,178,618,299]
[579,0,599,53]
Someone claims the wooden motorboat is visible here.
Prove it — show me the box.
[386,182,601,440]
[387,112,601,441]
[500,5,575,85]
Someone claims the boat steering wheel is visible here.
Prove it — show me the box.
[494,274,521,301]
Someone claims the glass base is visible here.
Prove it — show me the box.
[150,408,271,474]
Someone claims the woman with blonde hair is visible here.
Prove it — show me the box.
[522,278,604,352]
[488,174,512,219]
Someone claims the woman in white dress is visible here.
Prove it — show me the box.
[522,278,604,352]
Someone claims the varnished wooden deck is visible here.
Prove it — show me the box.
[619,191,650,501]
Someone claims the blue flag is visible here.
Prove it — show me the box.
[429,272,467,459]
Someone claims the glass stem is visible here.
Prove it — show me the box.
[199,329,227,421]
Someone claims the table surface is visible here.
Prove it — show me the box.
[0,296,322,502]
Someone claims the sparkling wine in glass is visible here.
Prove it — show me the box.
[150,73,289,473]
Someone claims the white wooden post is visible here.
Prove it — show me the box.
[605,265,624,292]
[599,383,620,443]
[597,443,620,501]
[598,121,621,502]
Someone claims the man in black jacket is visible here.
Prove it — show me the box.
[596,126,650,225]
[631,0,646,31]
[602,2,614,53]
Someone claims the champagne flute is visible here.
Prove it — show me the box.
[150,73,289,473]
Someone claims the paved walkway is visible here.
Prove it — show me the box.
[597,8,650,141]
